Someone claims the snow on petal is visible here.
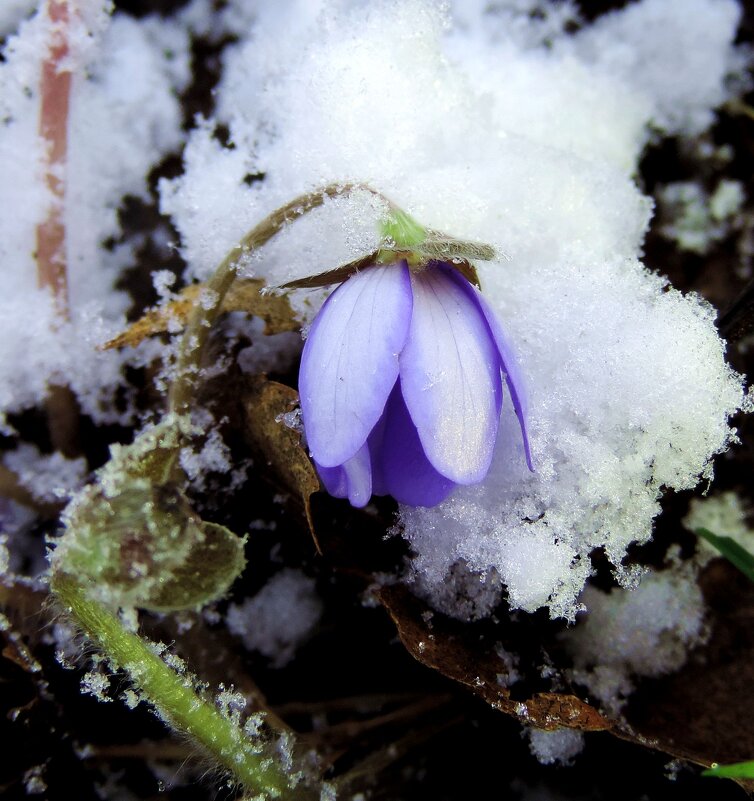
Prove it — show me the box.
[299,261,412,467]
[399,263,503,484]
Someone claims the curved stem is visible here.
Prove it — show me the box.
[167,182,387,418]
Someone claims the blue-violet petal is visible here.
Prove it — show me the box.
[377,382,455,506]
[399,263,503,484]
[315,440,373,508]
[445,266,533,471]
[299,261,413,467]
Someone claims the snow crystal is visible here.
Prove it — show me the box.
[0,3,188,425]
[4,443,87,503]
[226,569,323,668]
[525,727,584,766]
[216,685,247,727]
[495,644,521,689]
[22,765,47,795]
[561,562,708,714]
[81,670,112,703]
[710,179,746,221]
[658,179,745,254]
[179,423,233,485]
[156,0,748,622]
[0,535,8,576]
[684,490,754,563]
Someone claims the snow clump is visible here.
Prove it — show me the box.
[525,727,585,766]
[159,0,748,621]
[561,562,708,715]
[226,569,323,668]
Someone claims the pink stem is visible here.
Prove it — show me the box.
[36,0,72,318]
[36,0,80,456]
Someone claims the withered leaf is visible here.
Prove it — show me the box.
[621,559,754,790]
[104,278,299,350]
[279,252,381,290]
[241,376,321,547]
[377,584,612,732]
[377,563,754,794]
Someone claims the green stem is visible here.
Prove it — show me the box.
[703,760,754,780]
[51,571,303,797]
[167,181,384,418]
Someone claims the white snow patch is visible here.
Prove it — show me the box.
[158,0,748,621]
[684,490,754,563]
[525,726,585,766]
[226,569,323,668]
[562,562,708,714]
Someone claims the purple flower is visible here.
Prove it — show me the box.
[298,260,532,507]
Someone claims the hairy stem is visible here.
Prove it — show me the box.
[52,571,304,797]
[168,182,376,418]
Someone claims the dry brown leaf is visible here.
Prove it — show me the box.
[241,376,321,547]
[377,584,612,733]
[377,565,754,793]
[104,278,299,350]
[621,560,754,783]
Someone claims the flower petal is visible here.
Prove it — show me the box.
[315,440,372,508]
[399,263,503,484]
[374,382,455,506]
[299,262,412,467]
[445,267,534,471]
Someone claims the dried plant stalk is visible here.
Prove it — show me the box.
[36,0,72,312]
[36,0,79,456]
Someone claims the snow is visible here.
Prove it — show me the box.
[658,179,745,254]
[0,0,748,697]
[4,444,87,503]
[561,559,708,714]
[525,727,584,766]
[0,2,187,427]
[0,0,37,38]
[684,490,754,563]
[153,0,750,621]
[226,569,323,668]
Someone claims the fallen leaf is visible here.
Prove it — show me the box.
[104,278,299,350]
[622,559,754,791]
[375,561,754,796]
[377,584,611,732]
[241,376,321,547]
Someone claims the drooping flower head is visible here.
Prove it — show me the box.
[295,204,532,508]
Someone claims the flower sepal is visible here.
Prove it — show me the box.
[278,202,495,290]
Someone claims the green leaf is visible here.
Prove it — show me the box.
[696,528,754,583]
[144,521,247,612]
[703,761,754,779]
